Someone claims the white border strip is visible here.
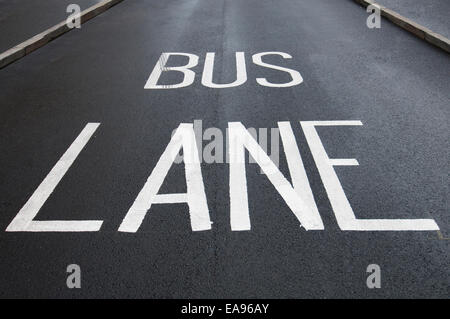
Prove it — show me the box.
[0,0,124,69]
[354,0,450,53]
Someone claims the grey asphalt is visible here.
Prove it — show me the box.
[0,0,102,53]
[0,0,448,298]
[377,0,450,38]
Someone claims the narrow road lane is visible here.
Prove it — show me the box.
[0,0,448,298]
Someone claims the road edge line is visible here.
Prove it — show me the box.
[353,0,450,54]
[0,0,124,70]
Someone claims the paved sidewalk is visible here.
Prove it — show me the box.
[377,0,450,38]
[0,0,102,53]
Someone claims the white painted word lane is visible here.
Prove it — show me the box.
[6,121,440,233]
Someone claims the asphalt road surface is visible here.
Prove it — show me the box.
[0,0,448,298]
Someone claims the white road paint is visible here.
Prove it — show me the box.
[6,120,439,233]
[252,52,303,87]
[144,52,303,89]
[278,122,323,228]
[119,123,211,232]
[6,123,103,232]
[301,121,439,231]
[145,53,199,89]
[228,122,324,231]
[201,52,247,88]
